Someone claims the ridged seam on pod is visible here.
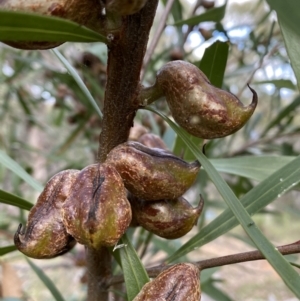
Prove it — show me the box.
[14,169,79,259]
[106,0,148,15]
[133,263,201,301]
[129,194,204,239]
[0,0,105,49]
[62,163,132,249]
[105,142,200,201]
[145,60,257,139]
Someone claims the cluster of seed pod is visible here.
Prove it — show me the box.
[14,135,202,258]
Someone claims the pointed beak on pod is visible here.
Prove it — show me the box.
[129,194,204,239]
[14,170,79,259]
[105,142,200,201]
[133,263,201,301]
[62,163,132,249]
[152,60,257,139]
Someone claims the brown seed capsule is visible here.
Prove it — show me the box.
[106,0,148,15]
[138,133,168,150]
[133,263,201,301]
[129,194,204,239]
[62,163,132,249]
[142,60,257,139]
[1,0,105,49]
[14,169,79,259]
[106,142,200,201]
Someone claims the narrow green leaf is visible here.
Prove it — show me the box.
[26,258,66,301]
[0,11,107,43]
[254,79,296,90]
[118,234,150,301]
[173,4,227,26]
[146,107,300,297]
[0,150,43,192]
[52,49,103,119]
[0,189,33,210]
[278,20,300,91]
[210,156,295,182]
[266,0,300,41]
[199,41,229,88]
[0,245,17,256]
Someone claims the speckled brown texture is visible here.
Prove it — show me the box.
[155,60,257,139]
[106,142,200,201]
[62,163,132,249]
[106,0,148,15]
[129,194,204,239]
[14,169,79,259]
[1,0,105,49]
[133,263,201,301]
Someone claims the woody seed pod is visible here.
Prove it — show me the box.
[133,263,201,301]
[0,0,104,49]
[129,194,204,239]
[62,163,132,249]
[106,142,200,201]
[143,60,257,139]
[14,169,79,259]
[106,0,148,15]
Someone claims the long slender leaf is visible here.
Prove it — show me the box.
[146,107,300,297]
[0,11,107,43]
[0,189,33,210]
[118,234,150,301]
[173,4,227,26]
[199,41,229,88]
[210,156,295,182]
[266,0,300,41]
[26,258,66,301]
[278,20,300,91]
[0,150,43,192]
[0,245,17,256]
[52,49,103,119]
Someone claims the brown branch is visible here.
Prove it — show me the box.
[98,1,159,162]
[87,2,159,301]
[107,240,300,286]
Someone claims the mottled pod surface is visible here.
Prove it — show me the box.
[106,0,148,15]
[106,142,200,201]
[129,194,204,239]
[0,0,104,49]
[62,163,132,249]
[14,169,79,259]
[155,60,257,139]
[133,263,201,301]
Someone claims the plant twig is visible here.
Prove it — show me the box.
[107,240,300,286]
[87,2,159,301]
[98,1,159,162]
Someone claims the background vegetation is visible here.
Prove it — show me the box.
[0,0,300,300]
